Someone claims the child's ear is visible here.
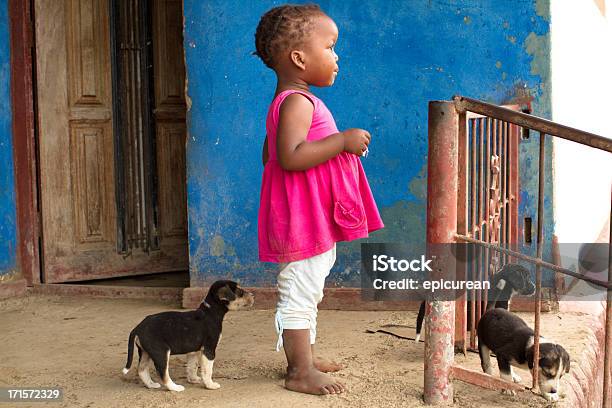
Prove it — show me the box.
[290,50,306,70]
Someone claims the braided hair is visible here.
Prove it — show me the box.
[254,4,324,69]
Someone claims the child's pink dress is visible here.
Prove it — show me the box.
[258,90,384,263]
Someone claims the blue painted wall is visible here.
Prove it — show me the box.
[0,0,17,278]
[183,0,553,286]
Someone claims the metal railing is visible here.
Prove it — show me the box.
[455,104,521,354]
[424,96,612,405]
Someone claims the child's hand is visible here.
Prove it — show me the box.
[342,128,371,156]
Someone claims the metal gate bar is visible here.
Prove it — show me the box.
[455,235,611,289]
[457,111,521,352]
[455,96,612,152]
[424,101,458,404]
[469,117,477,350]
[532,131,546,391]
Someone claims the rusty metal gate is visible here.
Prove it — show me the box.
[424,96,612,405]
[454,106,521,354]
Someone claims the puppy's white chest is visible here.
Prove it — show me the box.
[509,359,529,371]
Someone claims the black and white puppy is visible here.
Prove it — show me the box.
[122,280,254,391]
[415,263,535,342]
[478,308,570,402]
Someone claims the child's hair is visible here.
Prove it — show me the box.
[254,4,324,69]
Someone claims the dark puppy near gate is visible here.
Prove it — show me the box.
[478,308,570,402]
[122,280,254,391]
[415,263,535,342]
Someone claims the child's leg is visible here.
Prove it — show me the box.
[307,245,342,372]
[275,245,344,394]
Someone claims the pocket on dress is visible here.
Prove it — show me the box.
[330,154,366,230]
[333,200,365,229]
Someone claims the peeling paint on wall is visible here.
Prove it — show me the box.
[535,0,551,21]
[524,31,551,111]
[517,0,555,277]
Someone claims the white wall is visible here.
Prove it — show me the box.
[551,0,612,245]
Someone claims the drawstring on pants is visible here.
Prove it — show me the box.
[275,310,284,351]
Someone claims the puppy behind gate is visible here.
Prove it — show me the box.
[477,308,570,402]
[122,280,254,391]
[415,263,535,342]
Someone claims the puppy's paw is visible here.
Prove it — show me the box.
[501,389,517,396]
[511,373,522,383]
[147,382,161,389]
[167,384,185,392]
[414,334,421,343]
[187,375,202,384]
[204,381,221,390]
[542,392,559,402]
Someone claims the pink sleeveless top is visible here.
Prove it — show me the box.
[258,90,384,263]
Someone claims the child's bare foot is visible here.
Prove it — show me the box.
[285,366,346,395]
[281,330,345,395]
[313,356,343,372]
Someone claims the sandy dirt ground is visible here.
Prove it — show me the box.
[0,294,587,408]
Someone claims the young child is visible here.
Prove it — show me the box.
[254,4,384,395]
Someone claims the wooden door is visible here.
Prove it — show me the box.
[151,0,189,252]
[35,0,187,283]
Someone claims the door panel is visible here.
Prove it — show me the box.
[152,0,188,244]
[36,0,188,283]
[156,122,187,240]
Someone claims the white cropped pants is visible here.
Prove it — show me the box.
[274,244,336,351]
